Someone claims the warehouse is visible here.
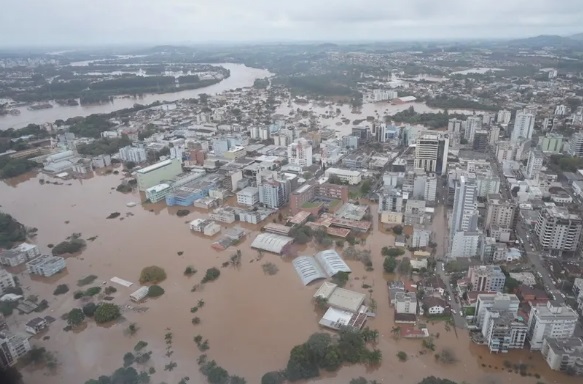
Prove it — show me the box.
[250,233,294,255]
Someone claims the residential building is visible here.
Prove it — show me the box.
[378,189,403,213]
[450,231,480,258]
[130,287,150,302]
[119,146,147,163]
[485,194,516,230]
[0,250,28,267]
[13,243,40,259]
[394,292,418,315]
[0,331,31,367]
[288,138,313,168]
[26,255,66,277]
[236,187,259,206]
[136,159,182,191]
[424,173,437,203]
[0,269,15,295]
[465,116,482,142]
[481,310,528,353]
[541,337,583,375]
[422,297,448,315]
[325,168,362,185]
[473,130,489,152]
[555,105,568,116]
[474,293,520,328]
[414,133,449,175]
[569,132,583,157]
[510,111,535,143]
[489,126,500,146]
[411,227,431,248]
[449,173,479,255]
[25,317,48,335]
[317,183,349,202]
[534,206,583,255]
[468,265,506,292]
[448,118,463,134]
[341,135,358,149]
[527,301,578,350]
[497,110,512,125]
[526,149,544,180]
[259,178,289,209]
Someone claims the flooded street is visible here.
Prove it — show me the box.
[0,172,578,384]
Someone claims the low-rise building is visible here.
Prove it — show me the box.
[394,292,417,315]
[324,168,362,185]
[236,187,259,206]
[0,269,15,295]
[130,286,150,302]
[541,337,583,375]
[0,331,31,367]
[481,310,528,353]
[25,317,48,335]
[422,296,448,315]
[468,265,506,292]
[26,255,66,277]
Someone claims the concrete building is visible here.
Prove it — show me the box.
[119,146,147,163]
[489,126,501,146]
[0,269,15,295]
[341,135,358,150]
[378,189,403,213]
[526,149,544,180]
[288,138,313,168]
[450,231,480,258]
[541,337,583,375]
[0,331,31,367]
[534,206,583,255]
[569,132,583,157]
[481,310,528,353]
[473,130,489,152]
[259,178,290,209]
[485,194,516,230]
[0,243,40,267]
[424,173,437,203]
[414,133,449,175]
[497,110,512,125]
[527,301,578,350]
[448,118,463,134]
[465,116,482,143]
[411,227,431,248]
[511,111,535,143]
[394,292,417,315]
[236,187,259,206]
[325,168,362,185]
[474,293,520,328]
[449,173,479,257]
[539,134,564,154]
[468,265,506,292]
[26,255,66,277]
[136,159,182,191]
[130,286,150,302]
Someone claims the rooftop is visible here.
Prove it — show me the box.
[137,159,174,174]
[250,233,294,254]
[314,282,366,313]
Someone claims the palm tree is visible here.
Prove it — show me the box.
[367,349,382,365]
[391,326,401,338]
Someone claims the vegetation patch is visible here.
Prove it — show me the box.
[139,266,167,284]
[52,233,86,256]
[0,212,27,248]
[53,284,69,295]
[147,285,165,298]
[201,267,220,283]
[106,212,121,219]
[94,303,121,324]
[77,275,98,287]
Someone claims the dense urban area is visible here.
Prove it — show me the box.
[2,34,583,384]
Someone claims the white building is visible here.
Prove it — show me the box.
[485,194,515,230]
[236,187,259,206]
[288,138,313,168]
[541,337,583,375]
[481,310,528,353]
[119,146,147,163]
[465,116,482,143]
[467,265,506,292]
[569,132,583,157]
[411,227,431,248]
[0,331,31,367]
[448,118,463,134]
[130,286,149,302]
[325,168,362,185]
[497,110,512,125]
[450,173,478,243]
[526,149,544,180]
[394,292,417,315]
[414,133,449,175]
[510,111,535,143]
[527,302,578,350]
[535,206,583,255]
[0,269,15,295]
[474,293,520,328]
[450,231,480,258]
[555,105,567,116]
[424,173,437,202]
[26,255,66,277]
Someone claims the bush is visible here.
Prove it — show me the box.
[53,284,69,295]
[397,351,407,361]
[201,267,220,283]
[261,371,285,384]
[67,308,85,327]
[134,341,148,352]
[123,352,135,367]
[77,275,98,287]
[184,266,197,276]
[52,238,86,256]
[94,303,121,324]
[82,302,97,317]
[139,266,166,284]
[73,291,84,299]
[383,256,397,273]
[104,286,117,295]
[147,285,165,298]
[84,287,101,296]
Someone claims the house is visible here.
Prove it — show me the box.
[516,285,549,303]
[395,235,406,247]
[422,296,449,315]
[130,286,149,302]
[387,281,405,305]
[394,292,417,315]
[25,317,48,335]
[423,275,447,296]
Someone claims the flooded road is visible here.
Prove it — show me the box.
[0,172,578,384]
[0,63,273,130]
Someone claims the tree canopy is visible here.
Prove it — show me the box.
[139,266,167,284]
[94,303,121,324]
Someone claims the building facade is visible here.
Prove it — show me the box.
[468,265,506,292]
[414,133,449,175]
[527,302,578,350]
[136,159,182,191]
[288,138,313,168]
[541,337,583,375]
[534,206,583,255]
[511,111,535,143]
[26,255,66,277]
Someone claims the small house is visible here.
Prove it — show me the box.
[25,317,48,335]
[130,286,149,302]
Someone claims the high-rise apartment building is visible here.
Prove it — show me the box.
[450,174,478,241]
[258,178,290,209]
[526,148,544,179]
[489,126,501,146]
[414,133,449,175]
[287,138,313,168]
[474,293,520,328]
[448,118,463,134]
[473,130,489,152]
[424,173,437,203]
[485,194,516,230]
[569,132,583,157]
[534,206,583,255]
[465,116,482,143]
[541,337,583,375]
[467,265,506,292]
[510,111,535,143]
[527,302,578,350]
[481,310,528,353]
[119,146,147,163]
[0,331,30,368]
[497,110,512,125]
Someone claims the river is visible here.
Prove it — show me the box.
[0,171,578,384]
[0,63,273,130]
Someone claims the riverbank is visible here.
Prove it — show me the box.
[1,171,579,384]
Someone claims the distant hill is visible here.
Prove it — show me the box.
[570,33,583,41]
[133,45,193,55]
[508,34,583,49]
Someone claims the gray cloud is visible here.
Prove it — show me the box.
[1,0,582,47]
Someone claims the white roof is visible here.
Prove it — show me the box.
[130,286,149,300]
[146,183,170,193]
[315,249,351,277]
[314,282,366,313]
[292,256,326,285]
[137,159,173,174]
[237,187,259,196]
[314,281,338,299]
[250,233,293,254]
[327,167,361,177]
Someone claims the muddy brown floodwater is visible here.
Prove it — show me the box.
[0,172,579,384]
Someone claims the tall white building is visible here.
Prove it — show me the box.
[485,194,515,230]
[474,293,520,328]
[534,206,583,255]
[119,146,147,163]
[287,138,313,168]
[569,132,583,157]
[497,110,512,125]
[464,116,482,143]
[0,269,15,295]
[450,231,480,258]
[414,133,449,175]
[489,126,501,146]
[555,105,567,116]
[448,118,463,134]
[526,148,544,180]
[424,173,437,203]
[394,292,417,314]
[527,302,578,350]
[467,265,506,292]
[510,111,535,143]
[450,174,478,240]
[481,310,528,353]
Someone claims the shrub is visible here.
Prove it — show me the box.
[184,266,197,276]
[52,238,86,255]
[84,287,101,296]
[139,266,166,284]
[53,284,69,295]
[134,341,148,351]
[82,302,97,317]
[94,303,121,324]
[397,351,407,361]
[73,291,84,299]
[192,317,201,325]
[104,286,117,295]
[123,352,135,367]
[261,371,285,384]
[77,275,98,287]
[147,285,165,298]
[201,267,220,283]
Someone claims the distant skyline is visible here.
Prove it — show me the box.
[1,0,583,48]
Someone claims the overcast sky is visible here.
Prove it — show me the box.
[1,0,583,47]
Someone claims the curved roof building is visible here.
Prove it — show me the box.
[315,250,351,277]
[250,233,294,255]
[292,256,326,285]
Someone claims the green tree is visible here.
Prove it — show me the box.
[367,349,382,365]
[306,333,332,362]
[201,267,221,283]
[337,328,365,364]
[53,284,69,295]
[383,256,397,273]
[94,303,121,324]
[82,302,97,317]
[398,257,412,275]
[261,371,284,384]
[123,352,135,367]
[67,308,85,327]
[139,266,166,284]
[397,351,407,361]
[230,376,246,384]
[392,225,403,235]
[360,180,372,194]
[147,285,165,297]
[285,344,319,381]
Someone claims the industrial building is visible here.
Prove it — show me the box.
[250,233,294,255]
[136,159,182,191]
[292,250,351,285]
